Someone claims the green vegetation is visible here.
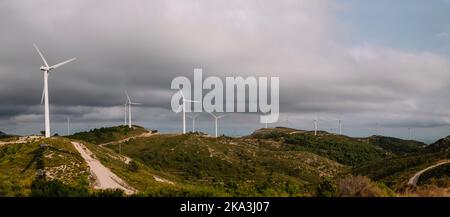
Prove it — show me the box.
[0,138,90,196]
[417,163,450,187]
[67,125,148,145]
[353,145,449,189]
[316,179,337,197]
[0,126,446,197]
[0,131,18,141]
[367,136,424,155]
[250,128,425,166]
[105,133,345,196]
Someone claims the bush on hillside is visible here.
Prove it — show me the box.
[316,179,337,197]
[337,175,389,197]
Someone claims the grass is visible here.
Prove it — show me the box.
[353,149,449,189]
[0,137,90,196]
[249,127,426,167]
[67,125,148,145]
[105,133,346,196]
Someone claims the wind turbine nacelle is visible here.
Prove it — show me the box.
[40,66,50,71]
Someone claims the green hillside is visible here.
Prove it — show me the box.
[352,136,450,189]
[417,163,450,187]
[105,133,346,196]
[0,131,18,141]
[67,125,148,145]
[249,127,426,166]
[0,137,90,196]
[2,125,445,197]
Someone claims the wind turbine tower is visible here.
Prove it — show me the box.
[125,91,142,128]
[34,44,76,138]
[208,112,226,138]
[187,114,200,132]
[177,90,199,134]
[67,116,70,135]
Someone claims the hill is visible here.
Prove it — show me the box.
[67,125,149,145]
[105,132,346,196]
[2,125,441,197]
[0,137,91,196]
[0,136,205,196]
[352,136,449,189]
[425,135,450,152]
[417,163,450,187]
[0,131,16,141]
[249,127,425,166]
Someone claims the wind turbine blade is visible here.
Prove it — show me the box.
[131,102,142,105]
[184,99,199,103]
[34,44,49,67]
[207,112,217,118]
[179,90,185,98]
[125,90,131,103]
[40,87,45,104]
[50,58,76,69]
[217,115,226,119]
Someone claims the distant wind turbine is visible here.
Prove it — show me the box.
[313,113,322,136]
[187,114,200,132]
[208,112,226,138]
[67,116,70,136]
[123,101,128,126]
[34,44,76,138]
[176,90,199,134]
[125,91,142,128]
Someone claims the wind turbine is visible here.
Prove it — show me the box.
[67,116,70,136]
[123,101,128,126]
[187,113,200,132]
[34,44,76,138]
[125,91,142,128]
[312,113,320,136]
[338,119,342,135]
[208,112,226,138]
[176,90,199,134]
[313,119,318,136]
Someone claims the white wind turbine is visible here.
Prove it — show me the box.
[34,44,76,138]
[67,116,71,136]
[187,113,200,132]
[313,114,321,136]
[125,91,142,128]
[208,112,226,138]
[176,90,199,134]
[123,100,128,126]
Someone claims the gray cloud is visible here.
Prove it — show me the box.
[1,0,450,142]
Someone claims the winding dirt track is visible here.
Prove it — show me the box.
[407,160,450,186]
[71,141,136,195]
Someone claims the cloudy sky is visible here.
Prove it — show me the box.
[1,0,450,143]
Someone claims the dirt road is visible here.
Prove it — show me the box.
[71,141,136,195]
[408,160,450,186]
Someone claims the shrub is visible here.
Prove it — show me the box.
[316,179,337,197]
[337,175,388,197]
[127,161,139,172]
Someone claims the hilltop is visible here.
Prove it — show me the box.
[67,125,149,145]
[0,131,16,141]
[249,127,425,166]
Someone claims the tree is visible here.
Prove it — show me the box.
[316,179,337,197]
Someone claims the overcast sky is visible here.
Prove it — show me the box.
[1,0,450,143]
